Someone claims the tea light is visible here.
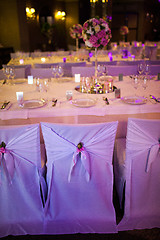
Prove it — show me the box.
[19,59,24,64]
[105,77,113,93]
[75,74,81,83]
[66,90,73,100]
[41,57,46,62]
[16,92,23,106]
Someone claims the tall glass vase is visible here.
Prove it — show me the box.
[76,38,79,52]
[94,48,98,77]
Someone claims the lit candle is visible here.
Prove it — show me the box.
[19,59,24,64]
[41,57,46,62]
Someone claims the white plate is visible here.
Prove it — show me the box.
[20,99,46,109]
[71,98,96,108]
[121,96,147,105]
[54,77,73,82]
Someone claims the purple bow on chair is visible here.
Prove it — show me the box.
[146,139,160,172]
[0,141,15,185]
[68,142,90,182]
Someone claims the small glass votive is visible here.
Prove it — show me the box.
[16,92,23,106]
[66,90,73,100]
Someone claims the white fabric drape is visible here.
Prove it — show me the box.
[41,121,118,234]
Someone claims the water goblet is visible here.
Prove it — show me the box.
[3,66,10,84]
[85,77,91,95]
[52,66,58,78]
[144,63,150,80]
[9,67,15,85]
[137,62,144,79]
[131,75,139,96]
[57,66,64,78]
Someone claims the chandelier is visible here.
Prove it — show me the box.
[90,0,108,3]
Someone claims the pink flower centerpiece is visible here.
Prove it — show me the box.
[82,18,111,49]
[69,24,83,51]
[82,17,112,76]
[120,25,129,42]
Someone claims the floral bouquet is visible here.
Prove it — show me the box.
[120,26,129,35]
[69,24,83,39]
[82,17,112,49]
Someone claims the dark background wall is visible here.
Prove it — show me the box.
[0,0,160,54]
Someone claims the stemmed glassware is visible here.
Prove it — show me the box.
[131,75,139,96]
[3,66,10,84]
[57,66,63,78]
[9,67,15,85]
[97,65,108,77]
[137,62,145,78]
[85,77,91,95]
[52,65,63,78]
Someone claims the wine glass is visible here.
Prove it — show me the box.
[97,65,106,77]
[52,66,58,78]
[144,63,150,80]
[141,76,148,91]
[131,75,139,96]
[57,66,63,78]
[9,67,15,85]
[3,66,10,84]
[137,63,144,79]
[85,77,91,95]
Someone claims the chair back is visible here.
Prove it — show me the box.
[0,124,46,237]
[41,121,118,234]
[118,118,160,231]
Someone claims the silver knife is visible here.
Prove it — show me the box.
[1,101,10,109]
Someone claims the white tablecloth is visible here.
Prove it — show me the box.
[0,76,160,138]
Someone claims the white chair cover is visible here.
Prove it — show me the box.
[34,63,60,68]
[61,62,86,77]
[71,66,95,77]
[150,65,160,75]
[116,118,160,231]
[130,46,143,57]
[107,65,138,76]
[30,68,53,78]
[0,124,46,237]
[145,46,157,60]
[41,121,118,234]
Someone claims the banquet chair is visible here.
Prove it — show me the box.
[34,63,60,68]
[0,124,47,237]
[114,118,160,231]
[149,65,160,75]
[107,65,138,76]
[2,64,31,78]
[41,121,118,234]
[61,62,86,77]
[30,68,53,78]
[130,46,143,58]
[71,66,95,77]
[145,46,157,60]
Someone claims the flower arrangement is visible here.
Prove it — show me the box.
[82,17,112,49]
[69,24,83,39]
[120,26,129,35]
